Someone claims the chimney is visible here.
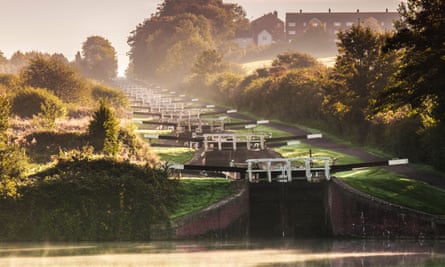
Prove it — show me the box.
[386,8,388,13]
[356,9,360,13]
[299,9,302,14]
[329,8,331,14]
[273,10,278,17]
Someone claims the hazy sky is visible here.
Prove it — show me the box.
[0,0,401,75]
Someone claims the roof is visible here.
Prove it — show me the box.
[251,11,285,41]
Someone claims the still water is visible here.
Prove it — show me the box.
[0,239,444,267]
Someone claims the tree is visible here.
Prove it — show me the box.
[272,52,320,70]
[88,99,121,157]
[377,0,445,124]
[80,36,118,81]
[0,95,9,143]
[127,0,248,82]
[0,95,27,199]
[128,13,214,83]
[323,25,398,141]
[21,55,87,103]
[192,49,225,75]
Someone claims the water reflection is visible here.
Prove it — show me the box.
[0,239,444,267]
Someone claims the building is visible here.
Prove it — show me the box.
[251,11,285,46]
[286,9,400,41]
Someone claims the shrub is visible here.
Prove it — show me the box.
[91,84,127,111]
[0,158,177,241]
[88,99,121,156]
[10,87,66,119]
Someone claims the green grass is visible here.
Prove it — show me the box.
[169,178,235,220]
[275,143,362,165]
[151,147,195,164]
[229,124,291,138]
[337,168,445,215]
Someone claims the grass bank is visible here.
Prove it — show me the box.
[336,168,445,215]
[169,178,234,220]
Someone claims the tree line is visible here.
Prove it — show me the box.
[184,0,445,171]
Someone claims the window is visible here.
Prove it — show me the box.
[288,30,296,35]
[334,22,341,27]
[381,22,385,26]
[303,22,307,27]
[346,22,353,27]
[288,22,296,27]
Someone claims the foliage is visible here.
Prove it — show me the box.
[192,49,225,76]
[10,87,66,120]
[0,95,28,199]
[127,0,248,83]
[90,83,128,111]
[88,99,121,156]
[20,55,87,103]
[77,36,118,81]
[0,73,22,93]
[322,25,398,143]
[378,0,445,124]
[0,158,178,241]
[0,94,9,142]
[272,51,321,70]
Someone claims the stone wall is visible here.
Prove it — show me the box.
[328,178,445,239]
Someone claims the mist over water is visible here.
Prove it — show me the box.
[0,239,444,267]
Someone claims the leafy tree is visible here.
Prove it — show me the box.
[192,49,225,75]
[155,0,248,40]
[21,55,87,102]
[377,0,445,124]
[0,95,27,199]
[80,36,118,81]
[0,95,9,143]
[88,99,121,156]
[272,52,320,70]
[323,25,397,139]
[128,13,214,83]
[127,0,248,82]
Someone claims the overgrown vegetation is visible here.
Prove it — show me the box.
[0,157,178,241]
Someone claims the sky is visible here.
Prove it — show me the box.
[0,0,402,76]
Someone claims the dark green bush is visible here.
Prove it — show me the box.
[91,84,127,110]
[0,158,177,241]
[10,87,66,119]
[88,99,120,155]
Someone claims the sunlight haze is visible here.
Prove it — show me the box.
[0,0,401,75]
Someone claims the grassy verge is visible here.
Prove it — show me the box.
[151,147,195,164]
[337,168,445,215]
[169,178,235,220]
[275,143,362,165]
[228,124,291,138]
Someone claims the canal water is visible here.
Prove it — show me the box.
[0,239,444,266]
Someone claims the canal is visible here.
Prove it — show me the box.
[0,239,444,266]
